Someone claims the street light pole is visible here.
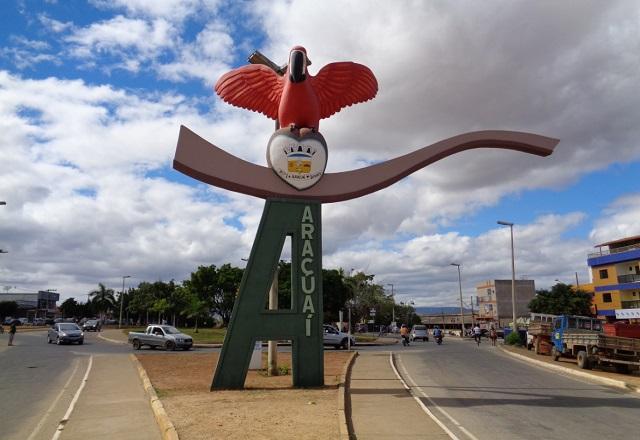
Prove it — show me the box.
[119,275,131,329]
[497,220,517,331]
[386,283,395,326]
[450,263,464,338]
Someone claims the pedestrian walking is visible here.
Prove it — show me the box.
[8,320,17,346]
[489,326,497,346]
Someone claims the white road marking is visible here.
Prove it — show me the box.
[391,352,480,440]
[26,359,81,440]
[51,355,93,440]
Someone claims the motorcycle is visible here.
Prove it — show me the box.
[402,335,410,346]
[435,334,443,345]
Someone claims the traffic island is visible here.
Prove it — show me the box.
[136,351,356,439]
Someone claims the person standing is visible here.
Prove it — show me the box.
[8,320,17,346]
[489,326,498,346]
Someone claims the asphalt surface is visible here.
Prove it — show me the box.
[0,328,390,439]
[0,330,130,440]
[394,336,640,440]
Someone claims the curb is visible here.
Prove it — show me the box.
[338,351,358,440]
[130,354,180,440]
[498,346,639,393]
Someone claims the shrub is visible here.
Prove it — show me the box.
[505,331,522,346]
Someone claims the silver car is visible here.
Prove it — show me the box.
[48,323,84,345]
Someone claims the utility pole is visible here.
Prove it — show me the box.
[497,221,517,331]
[386,283,395,327]
[470,296,475,327]
[268,266,279,376]
[119,275,131,329]
[451,263,464,338]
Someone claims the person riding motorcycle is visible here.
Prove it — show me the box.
[433,326,443,344]
[400,324,410,346]
[473,325,482,345]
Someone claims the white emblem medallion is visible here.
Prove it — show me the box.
[267,129,328,190]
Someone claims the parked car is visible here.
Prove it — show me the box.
[82,320,100,332]
[128,325,193,351]
[48,323,84,345]
[410,324,429,342]
[323,324,356,349]
[3,317,14,325]
[18,318,29,325]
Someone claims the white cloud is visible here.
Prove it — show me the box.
[156,21,234,85]
[325,212,592,306]
[90,0,221,21]
[2,2,640,308]
[38,14,73,33]
[65,16,177,70]
[589,193,640,245]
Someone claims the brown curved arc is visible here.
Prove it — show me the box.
[173,126,558,203]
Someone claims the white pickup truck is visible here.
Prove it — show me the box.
[128,325,193,351]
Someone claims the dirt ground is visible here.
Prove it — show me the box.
[137,351,352,440]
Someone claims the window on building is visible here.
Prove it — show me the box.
[602,293,612,303]
[599,269,609,279]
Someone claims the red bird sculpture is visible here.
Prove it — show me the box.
[215,46,378,131]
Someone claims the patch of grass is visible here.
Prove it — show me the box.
[122,326,227,344]
[505,331,522,346]
[355,335,376,342]
[154,387,170,398]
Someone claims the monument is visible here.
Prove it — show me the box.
[173,46,558,389]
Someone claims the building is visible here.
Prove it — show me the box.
[0,290,60,319]
[418,310,476,333]
[475,279,536,327]
[587,235,640,322]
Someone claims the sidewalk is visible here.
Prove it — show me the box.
[349,352,449,439]
[60,354,161,439]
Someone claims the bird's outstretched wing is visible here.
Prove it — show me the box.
[214,64,284,120]
[310,62,378,120]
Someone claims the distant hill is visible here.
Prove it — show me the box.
[414,306,472,315]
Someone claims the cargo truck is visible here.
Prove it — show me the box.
[551,315,640,374]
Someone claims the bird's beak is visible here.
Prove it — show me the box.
[289,50,307,83]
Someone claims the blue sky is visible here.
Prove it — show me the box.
[1,1,639,306]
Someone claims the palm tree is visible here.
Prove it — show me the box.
[89,283,115,321]
[181,295,209,333]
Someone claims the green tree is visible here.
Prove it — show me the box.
[528,283,592,316]
[128,283,156,325]
[0,301,18,319]
[185,265,218,306]
[215,264,243,325]
[59,298,80,318]
[322,268,350,323]
[151,298,170,323]
[181,292,209,332]
[89,283,115,320]
[344,271,394,327]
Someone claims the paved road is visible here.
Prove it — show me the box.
[394,337,640,440]
[0,330,130,440]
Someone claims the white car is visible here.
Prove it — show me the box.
[410,324,429,342]
[323,325,356,349]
